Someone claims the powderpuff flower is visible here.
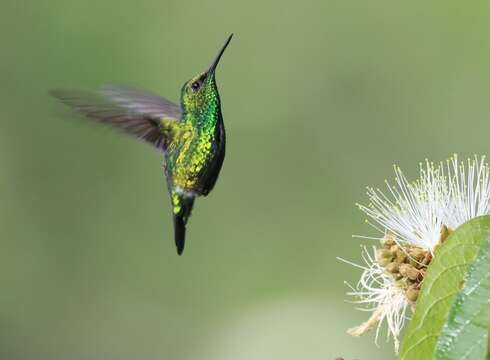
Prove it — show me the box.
[342,155,490,352]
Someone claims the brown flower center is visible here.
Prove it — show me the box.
[377,225,452,305]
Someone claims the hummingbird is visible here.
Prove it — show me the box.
[50,34,233,255]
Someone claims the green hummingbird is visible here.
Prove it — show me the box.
[50,34,233,255]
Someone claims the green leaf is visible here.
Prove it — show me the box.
[399,216,490,360]
[434,234,490,359]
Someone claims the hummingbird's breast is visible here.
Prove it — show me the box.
[166,117,225,196]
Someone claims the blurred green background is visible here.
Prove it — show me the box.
[2,0,490,359]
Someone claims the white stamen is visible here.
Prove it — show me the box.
[357,155,490,251]
[342,247,407,353]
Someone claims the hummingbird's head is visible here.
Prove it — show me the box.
[181,34,232,114]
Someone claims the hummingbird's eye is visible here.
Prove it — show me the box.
[191,81,200,91]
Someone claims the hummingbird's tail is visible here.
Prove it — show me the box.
[171,191,195,255]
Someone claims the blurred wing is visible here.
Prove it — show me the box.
[50,85,182,151]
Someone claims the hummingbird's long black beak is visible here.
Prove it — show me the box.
[208,34,233,75]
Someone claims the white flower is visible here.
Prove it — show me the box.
[341,246,408,352]
[343,155,490,352]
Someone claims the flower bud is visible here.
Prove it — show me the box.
[399,264,420,280]
[396,251,407,264]
[377,248,393,261]
[408,247,426,261]
[382,233,396,247]
[406,287,420,302]
[440,224,453,243]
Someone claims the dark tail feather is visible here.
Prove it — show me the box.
[173,215,186,255]
[172,194,195,255]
